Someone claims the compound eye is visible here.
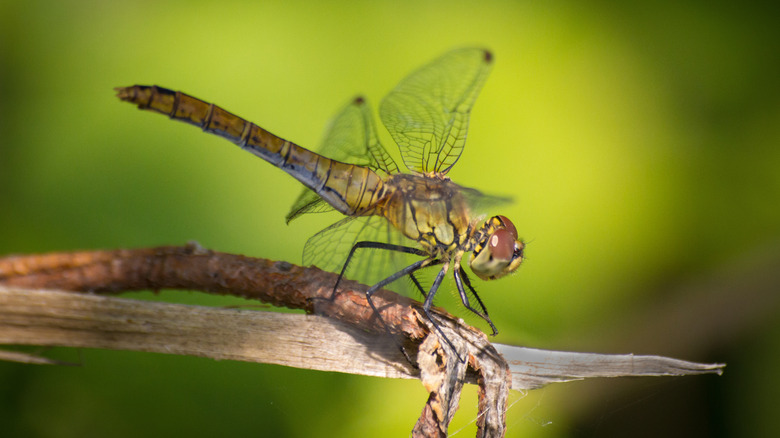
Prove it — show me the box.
[489,228,515,261]
[496,215,518,240]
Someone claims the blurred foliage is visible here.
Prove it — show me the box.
[1,0,779,437]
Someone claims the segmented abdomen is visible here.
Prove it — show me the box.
[115,85,384,217]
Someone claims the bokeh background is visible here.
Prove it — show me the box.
[2,1,779,437]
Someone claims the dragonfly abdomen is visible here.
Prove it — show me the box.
[116,85,385,217]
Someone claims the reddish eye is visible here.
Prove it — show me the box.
[489,228,515,260]
[497,215,518,240]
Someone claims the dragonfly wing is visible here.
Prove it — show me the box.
[459,185,513,217]
[379,48,493,174]
[350,98,400,175]
[316,97,399,174]
[286,97,398,223]
[286,191,334,223]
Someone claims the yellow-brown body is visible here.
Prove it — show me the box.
[380,173,474,259]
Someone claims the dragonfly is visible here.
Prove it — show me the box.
[116,48,525,357]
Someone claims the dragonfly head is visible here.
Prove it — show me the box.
[469,215,525,281]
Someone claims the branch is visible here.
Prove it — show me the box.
[0,245,724,438]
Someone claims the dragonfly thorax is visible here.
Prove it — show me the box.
[380,173,473,257]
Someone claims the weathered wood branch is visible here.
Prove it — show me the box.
[0,245,510,437]
[0,245,724,438]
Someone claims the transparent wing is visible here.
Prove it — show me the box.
[459,185,513,217]
[302,215,423,294]
[285,192,333,224]
[286,97,399,223]
[379,48,493,174]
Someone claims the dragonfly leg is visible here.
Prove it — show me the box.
[408,272,427,299]
[362,258,431,365]
[335,241,466,362]
[421,267,466,363]
[364,258,430,314]
[333,241,427,295]
[455,267,498,336]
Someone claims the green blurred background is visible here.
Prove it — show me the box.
[2,0,779,436]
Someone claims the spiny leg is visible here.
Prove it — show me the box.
[335,241,467,363]
[421,267,466,363]
[334,240,434,364]
[455,267,498,336]
[408,272,427,298]
[363,258,431,320]
[333,241,427,296]
[363,258,434,364]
